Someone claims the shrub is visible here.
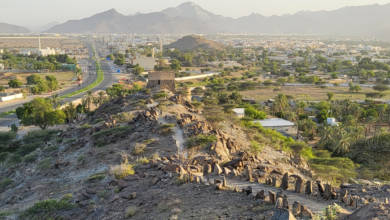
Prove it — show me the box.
[136,157,150,165]
[244,105,266,120]
[133,143,146,155]
[153,92,167,100]
[309,157,356,184]
[87,172,106,182]
[185,135,217,149]
[23,152,38,163]
[20,199,75,219]
[92,126,132,147]
[125,206,138,218]
[110,163,135,179]
[159,123,175,135]
[37,158,52,170]
[249,140,263,154]
[0,178,13,192]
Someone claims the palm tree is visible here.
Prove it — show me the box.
[333,130,351,156]
[82,91,94,112]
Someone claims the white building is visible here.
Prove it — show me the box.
[0,93,23,102]
[326,118,339,126]
[254,118,297,137]
[232,108,245,118]
[131,56,156,71]
[0,63,4,71]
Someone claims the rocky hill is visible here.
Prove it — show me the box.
[0,23,29,34]
[46,2,390,40]
[166,35,224,51]
[1,89,389,219]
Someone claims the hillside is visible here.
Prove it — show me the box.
[46,2,390,39]
[1,86,390,219]
[0,23,29,34]
[166,35,224,51]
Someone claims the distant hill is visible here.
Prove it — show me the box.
[0,23,29,33]
[46,2,390,40]
[167,35,224,51]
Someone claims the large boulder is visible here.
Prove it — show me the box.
[271,208,297,220]
[346,203,390,220]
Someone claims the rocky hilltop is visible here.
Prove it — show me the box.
[1,89,389,219]
[167,35,224,51]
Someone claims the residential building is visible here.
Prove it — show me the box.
[232,108,245,118]
[146,71,175,92]
[0,93,23,102]
[253,118,297,137]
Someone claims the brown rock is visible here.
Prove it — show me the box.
[255,190,265,200]
[292,201,302,216]
[301,205,313,219]
[275,197,284,209]
[214,163,223,175]
[294,176,304,193]
[281,173,289,190]
[272,176,278,187]
[269,191,276,204]
[305,181,312,195]
[244,186,252,195]
[317,180,325,196]
[223,167,231,176]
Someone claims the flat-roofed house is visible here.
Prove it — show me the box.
[254,118,297,138]
[147,71,175,92]
[232,108,245,118]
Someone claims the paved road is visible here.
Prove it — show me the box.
[0,42,118,129]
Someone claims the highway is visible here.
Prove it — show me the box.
[0,41,117,130]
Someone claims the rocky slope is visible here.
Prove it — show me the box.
[1,92,390,219]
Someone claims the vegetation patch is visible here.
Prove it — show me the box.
[0,178,13,192]
[110,163,135,179]
[87,172,106,182]
[19,198,76,220]
[92,125,133,147]
[185,134,217,149]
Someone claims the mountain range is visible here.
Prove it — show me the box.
[0,23,29,33]
[2,2,390,39]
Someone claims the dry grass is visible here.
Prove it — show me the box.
[0,37,82,49]
[132,143,146,155]
[110,156,135,179]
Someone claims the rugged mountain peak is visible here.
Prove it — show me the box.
[162,1,216,21]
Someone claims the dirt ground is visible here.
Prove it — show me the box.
[0,71,76,87]
[240,85,379,101]
[0,37,83,49]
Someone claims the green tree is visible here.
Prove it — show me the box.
[26,74,42,85]
[16,98,66,129]
[327,92,334,101]
[170,59,182,71]
[8,79,22,88]
[45,75,59,91]
[133,65,144,75]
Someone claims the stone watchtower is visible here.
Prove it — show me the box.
[146,71,176,92]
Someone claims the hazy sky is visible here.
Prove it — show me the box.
[2,0,390,28]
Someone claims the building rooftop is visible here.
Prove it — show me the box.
[253,118,294,127]
[232,108,245,115]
